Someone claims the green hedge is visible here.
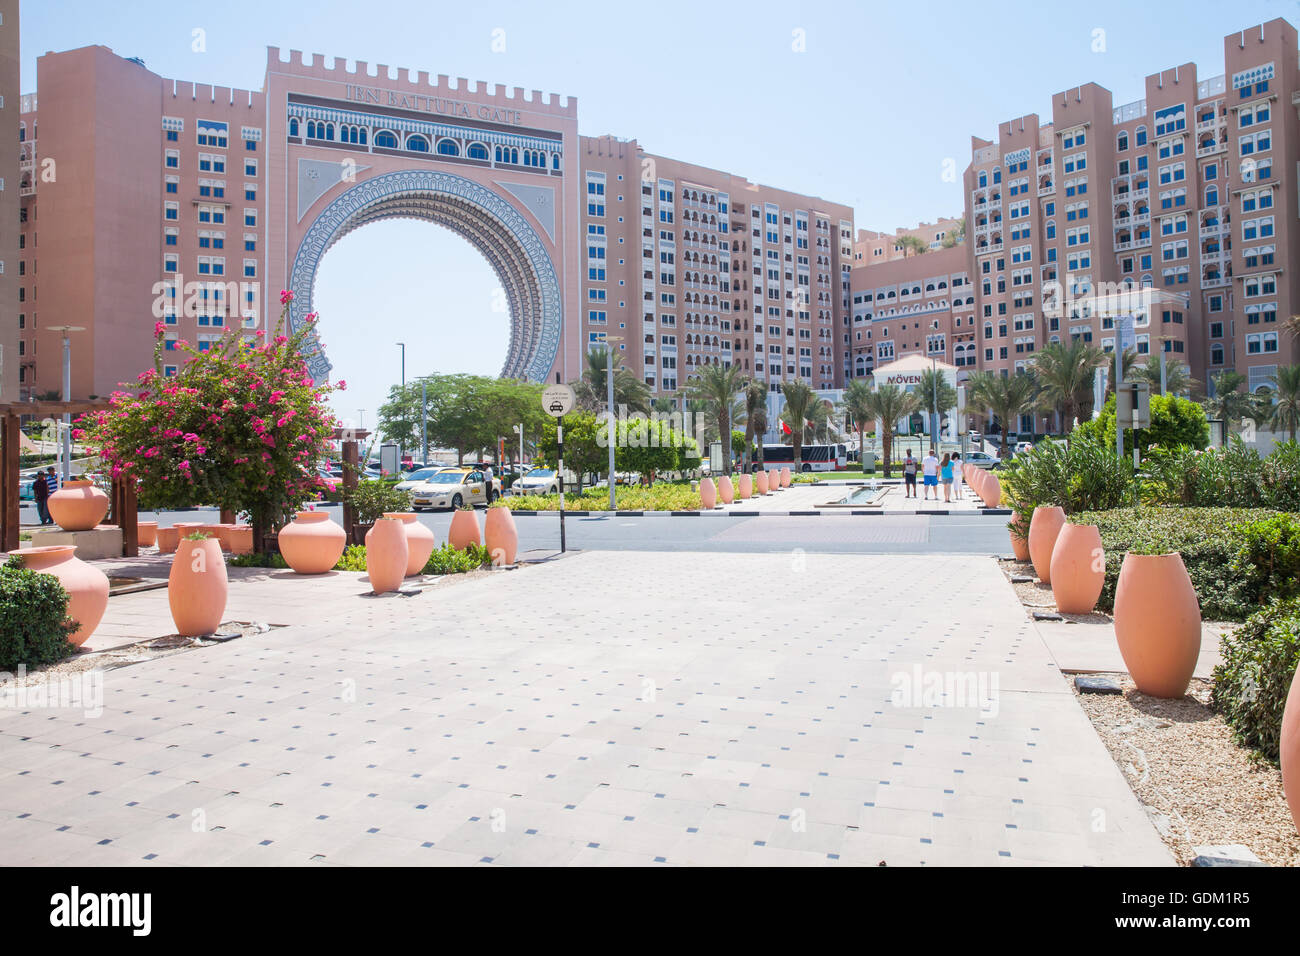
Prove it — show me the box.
[1073,507,1293,621]
[0,560,77,670]
[331,542,491,575]
[1212,598,1300,762]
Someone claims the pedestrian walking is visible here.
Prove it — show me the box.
[32,471,51,525]
[44,466,59,501]
[951,452,964,501]
[921,447,940,501]
[940,453,954,503]
[903,450,918,498]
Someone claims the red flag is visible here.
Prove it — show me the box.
[780,420,792,435]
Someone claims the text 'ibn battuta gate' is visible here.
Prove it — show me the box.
[264,48,583,385]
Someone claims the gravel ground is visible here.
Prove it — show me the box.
[1073,674,1299,867]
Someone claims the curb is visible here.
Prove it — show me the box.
[505,508,1014,517]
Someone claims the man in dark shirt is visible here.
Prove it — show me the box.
[32,471,51,525]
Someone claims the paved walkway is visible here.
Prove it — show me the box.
[0,552,1170,866]
[711,481,994,514]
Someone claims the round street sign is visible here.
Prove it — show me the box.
[542,384,575,418]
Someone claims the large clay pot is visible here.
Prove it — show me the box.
[717,475,735,504]
[767,469,778,493]
[448,509,481,550]
[364,517,409,595]
[1281,664,1300,835]
[384,512,436,576]
[738,474,753,500]
[168,536,228,637]
[156,525,179,555]
[484,506,519,566]
[227,526,253,556]
[203,524,233,552]
[1049,524,1105,614]
[1113,552,1201,699]
[755,471,769,495]
[780,468,792,488]
[136,521,158,548]
[9,545,109,647]
[984,473,1002,507]
[1027,506,1066,583]
[278,511,346,574]
[1009,511,1030,562]
[47,480,110,532]
[699,477,717,510]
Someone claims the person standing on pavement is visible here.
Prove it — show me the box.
[951,452,964,501]
[44,466,59,501]
[902,450,918,498]
[940,453,954,504]
[921,448,940,501]
[32,471,51,525]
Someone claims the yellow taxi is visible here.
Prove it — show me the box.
[410,468,495,511]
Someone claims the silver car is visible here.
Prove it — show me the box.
[511,467,560,496]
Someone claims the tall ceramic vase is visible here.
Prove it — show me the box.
[738,474,753,500]
[1027,505,1066,584]
[717,475,735,504]
[755,471,769,495]
[384,512,436,576]
[484,505,519,566]
[1281,664,1300,835]
[448,509,481,550]
[278,511,346,574]
[984,473,1002,507]
[168,536,228,637]
[780,468,792,488]
[1008,511,1030,562]
[1049,524,1105,614]
[365,517,409,594]
[767,469,778,494]
[699,477,717,510]
[1113,552,1201,699]
[9,545,109,647]
[47,480,110,532]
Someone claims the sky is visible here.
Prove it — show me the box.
[20,0,1298,434]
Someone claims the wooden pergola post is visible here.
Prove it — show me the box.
[108,475,139,557]
[333,426,368,546]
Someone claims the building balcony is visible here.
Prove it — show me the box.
[19,184,34,197]
[1196,141,1227,158]
[1038,183,1055,197]
[1199,222,1225,239]
[1201,275,1229,290]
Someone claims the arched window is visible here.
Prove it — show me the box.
[374,130,398,149]
[1116,132,1128,151]
[436,138,459,157]
[467,142,489,161]
[288,117,299,137]
[551,153,560,170]
[406,134,430,152]
[1205,185,1218,206]
[1135,126,1147,147]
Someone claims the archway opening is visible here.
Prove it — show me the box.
[313,219,510,434]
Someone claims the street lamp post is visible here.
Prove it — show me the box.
[397,342,406,387]
[605,338,621,511]
[47,326,85,481]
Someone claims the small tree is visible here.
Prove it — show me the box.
[78,291,342,551]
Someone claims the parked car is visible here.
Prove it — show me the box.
[393,467,443,492]
[410,468,497,511]
[511,467,560,495]
[460,462,505,496]
[317,466,343,498]
[963,451,1000,470]
[1014,441,1034,456]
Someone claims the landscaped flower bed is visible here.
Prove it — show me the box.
[501,483,702,512]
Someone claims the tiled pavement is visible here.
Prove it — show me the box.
[0,552,1172,866]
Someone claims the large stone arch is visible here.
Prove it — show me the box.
[287,169,562,382]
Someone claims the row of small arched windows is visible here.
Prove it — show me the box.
[289,117,558,169]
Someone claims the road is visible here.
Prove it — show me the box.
[21,501,1012,555]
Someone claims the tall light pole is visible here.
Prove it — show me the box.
[396,342,406,387]
[605,338,620,510]
[47,326,85,481]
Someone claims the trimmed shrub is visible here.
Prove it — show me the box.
[1212,598,1300,762]
[1231,513,1300,608]
[344,481,412,523]
[1075,393,1210,453]
[330,542,491,575]
[0,560,77,671]
[334,545,368,572]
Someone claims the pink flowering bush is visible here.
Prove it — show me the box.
[77,293,343,551]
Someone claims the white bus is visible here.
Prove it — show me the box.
[755,443,848,473]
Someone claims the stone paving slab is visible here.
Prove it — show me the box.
[1035,618,1227,679]
[0,552,1171,866]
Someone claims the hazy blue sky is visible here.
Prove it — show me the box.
[21,0,1295,434]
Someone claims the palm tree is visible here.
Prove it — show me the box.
[573,346,651,415]
[651,396,676,415]
[779,381,818,470]
[967,370,1041,459]
[916,368,958,443]
[742,379,768,471]
[1032,338,1106,430]
[1128,356,1198,397]
[1205,370,1257,435]
[862,384,921,478]
[1267,365,1300,441]
[686,363,746,474]
[839,379,875,468]
[896,235,928,258]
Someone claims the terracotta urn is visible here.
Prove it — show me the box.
[484,505,519,566]
[136,521,158,548]
[1027,505,1067,583]
[755,470,769,495]
[767,469,778,493]
[1113,552,1201,699]
[717,475,735,504]
[984,473,1002,507]
[1049,524,1105,615]
[699,477,717,510]
[1009,511,1031,562]
[1280,664,1300,835]
[364,517,409,595]
[156,525,179,555]
[226,526,253,556]
[384,512,436,576]
[278,511,346,574]
[9,545,109,647]
[203,524,233,552]
[780,467,792,488]
[738,473,753,499]
[48,480,110,532]
[168,535,228,637]
[448,509,482,550]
